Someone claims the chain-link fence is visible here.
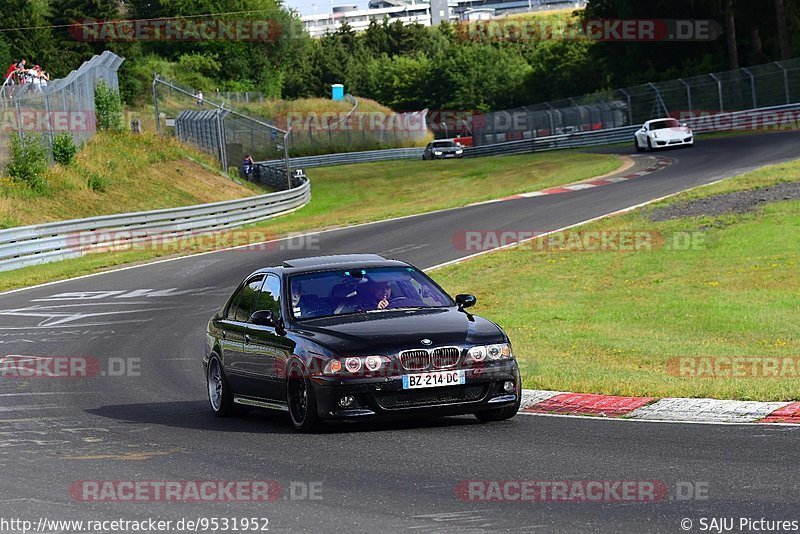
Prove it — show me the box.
[153,74,429,174]
[0,51,125,168]
[474,57,800,145]
[153,75,291,183]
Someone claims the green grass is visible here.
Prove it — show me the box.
[432,159,800,401]
[0,151,619,292]
[1,131,265,228]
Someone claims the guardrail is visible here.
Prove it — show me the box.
[467,103,800,156]
[261,147,424,169]
[0,179,310,272]
[259,103,800,168]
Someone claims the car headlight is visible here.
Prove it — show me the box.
[434,150,442,155]
[651,132,658,138]
[344,357,362,373]
[455,149,463,154]
[468,346,487,361]
[468,343,512,362]
[323,356,387,376]
[365,355,382,372]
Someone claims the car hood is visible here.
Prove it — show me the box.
[653,127,691,139]
[292,307,505,355]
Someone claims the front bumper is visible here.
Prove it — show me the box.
[311,362,521,420]
[653,136,693,148]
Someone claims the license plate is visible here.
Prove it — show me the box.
[402,370,465,389]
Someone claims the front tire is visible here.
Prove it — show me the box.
[207,356,235,417]
[646,138,653,151]
[474,399,520,422]
[634,138,643,152]
[287,362,321,432]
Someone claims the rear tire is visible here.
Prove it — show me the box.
[287,362,321,432]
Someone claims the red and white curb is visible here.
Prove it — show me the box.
[471,155,673,206]
[519,390,800,425]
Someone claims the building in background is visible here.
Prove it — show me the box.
[299,0,586,37]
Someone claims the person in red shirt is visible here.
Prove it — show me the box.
[4,62,17,82]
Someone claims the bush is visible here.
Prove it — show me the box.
[95,80,125,131]
[6,132,49,191]
[52,132,78,165]
[86,171,108,192]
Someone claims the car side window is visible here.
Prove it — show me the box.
[228,275,264,322]
[257,275,282,320]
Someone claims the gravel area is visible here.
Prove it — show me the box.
[649,181,800,221]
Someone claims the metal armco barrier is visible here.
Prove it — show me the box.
[464,102,800,157]
[0,179,310,272]
[260,147,424,169]
[259,103,800,169]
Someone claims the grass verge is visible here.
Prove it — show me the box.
[0,151,619,292]
[433,159,800,401]
[1,131,265,228]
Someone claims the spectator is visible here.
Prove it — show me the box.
[31,65,44,91]
[195,90,204,106]
[4,62,16,83]
[242,154,254,177]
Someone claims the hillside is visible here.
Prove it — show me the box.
[0,131,264,228]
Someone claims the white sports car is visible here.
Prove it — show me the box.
[634,118,694,152]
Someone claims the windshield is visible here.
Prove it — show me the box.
[650,119,680,130]
[288,267,454,320]
[432,141,457,148]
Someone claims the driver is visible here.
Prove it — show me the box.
[360,281,392,310]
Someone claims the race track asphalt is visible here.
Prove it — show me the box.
[1,131,799,533]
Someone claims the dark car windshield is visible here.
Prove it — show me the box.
[649,119,680,130]
[432,141,457,148]
[288,267,454,320]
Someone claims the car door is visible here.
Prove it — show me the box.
[635,124,647,146]
[243,274,296,401]
[217,274,264,394]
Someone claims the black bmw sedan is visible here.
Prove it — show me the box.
[204,254,521,431]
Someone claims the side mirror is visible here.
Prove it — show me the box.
[455,294,477,310]
[681,122,688,127]
[251,310,275,327]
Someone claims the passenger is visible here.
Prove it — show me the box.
[291,283,302,309]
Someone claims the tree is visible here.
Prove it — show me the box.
[775,0,792,59]
[723,0,739,69]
